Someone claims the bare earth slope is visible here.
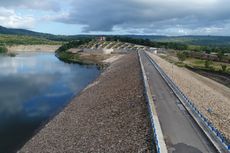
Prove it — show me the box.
[19,53,153,153]
[148,52,230,141]
[7,45,61,52]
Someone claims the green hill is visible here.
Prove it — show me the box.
[127,35,230,47]
[0,26,47,36]
[0,25,95,41]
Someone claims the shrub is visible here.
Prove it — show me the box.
[56,38,92,53]
[204,60,212,69]
[217,51,224,61]
[0,46,8,53]
[221,64,227,72]
[176,51,188,62]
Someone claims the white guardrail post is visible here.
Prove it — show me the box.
[138,51,168,153]
[144,51,230,153]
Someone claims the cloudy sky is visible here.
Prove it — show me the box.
[0,0,230,35]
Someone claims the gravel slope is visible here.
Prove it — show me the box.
[19,53,153,153]
[148,52,230,142]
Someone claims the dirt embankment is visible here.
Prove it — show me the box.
[19,53,153,153]
[148,52,230,141]
[80,53,123,65]
[7,45,61,52]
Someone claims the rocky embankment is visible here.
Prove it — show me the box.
[148,52,230,142]
[7,45,61,52]
[19,53,153,153]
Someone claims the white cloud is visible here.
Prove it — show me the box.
[0,0,61,11]
[0,7,35,29]
[42,12,70,21]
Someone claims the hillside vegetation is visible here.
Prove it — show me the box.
[0,34,62,45]
[160,51,230,88]
[129,35,230,47]
[0,25,95,41]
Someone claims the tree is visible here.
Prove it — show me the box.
[205,60,212,69]
[56,38,92,52]
[202,46,212,54]
[217,51,224,61]
[221,65,227,72]
[176,51,187,62]
[0,46,7,53]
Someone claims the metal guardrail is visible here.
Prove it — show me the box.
[144,51,230,153]
[138,51,168,153]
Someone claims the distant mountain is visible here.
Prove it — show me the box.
[1,25,230,46]
[0,25,100,41]
[127,35,230,47]
[0,26,52,36]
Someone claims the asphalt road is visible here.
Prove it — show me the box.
[139,51,217,153]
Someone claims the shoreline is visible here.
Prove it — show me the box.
[19,52,153,153]
[6,45,61,52]
[55,51,122,68]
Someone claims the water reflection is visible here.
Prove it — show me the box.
[0,52,100,153]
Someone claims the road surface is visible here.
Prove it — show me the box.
[139,51,217,153]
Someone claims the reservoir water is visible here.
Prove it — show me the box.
[0,52,100,153]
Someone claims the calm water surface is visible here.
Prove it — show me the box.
[0,52,100,153]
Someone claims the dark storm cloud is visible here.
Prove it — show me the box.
[55,0,230,35]
[1,0,230,35]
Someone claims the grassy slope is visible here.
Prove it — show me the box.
[160,53,230,73]
[184,58,230,72]
[159,53,230,87]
